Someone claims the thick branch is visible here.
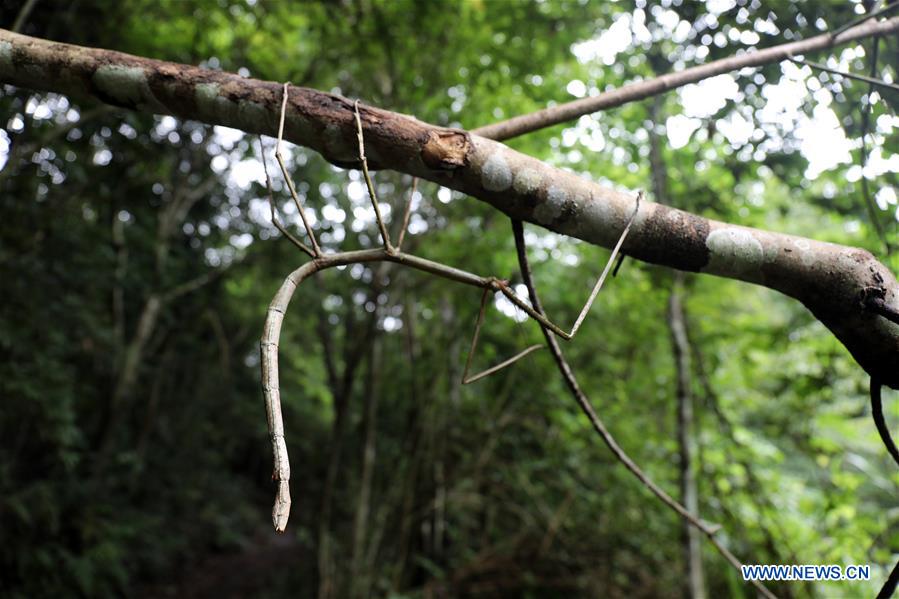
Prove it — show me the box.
[1,30,898,387]
[473,16,899,140]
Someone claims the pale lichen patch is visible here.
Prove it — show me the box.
[534,185,567,224]
[195,82,220,106]
[792,238,817,266]
[93,65,165,112]
[238,99,273,133]
[0,41,12,70]
[573,188,625,245]
[512,167,542,195]
[553,193,585,236]
[196,82,241,124]
[481,150,512,192]
[838,248,861,271]
[705,227,764,276]
[321,123,356,163]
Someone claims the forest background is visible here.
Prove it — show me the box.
[2,1,899,597]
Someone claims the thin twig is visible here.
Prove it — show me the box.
[568,191,642,337]
[789,57,899,93]
[354,100,393,253]
[858,36,892,256]
[473,16,899,140]
[831,1,899,38]
[510,218,776,599]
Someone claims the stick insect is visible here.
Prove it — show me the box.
[259,83,641,531]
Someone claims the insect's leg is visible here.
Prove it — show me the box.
[354,100,393,253]
[462,287,543,385]
[258,136,314,257]
[274,83,321,256]
[497,190,643,340]
[395,177,418,251]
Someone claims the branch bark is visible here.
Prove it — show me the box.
[1,29,898,387]
[668,278,707,599]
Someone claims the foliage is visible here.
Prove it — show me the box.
[1,0,897,597]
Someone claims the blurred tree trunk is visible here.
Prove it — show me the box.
[94,167,216,473]
[317,285,380,599]
[650,94,706,599]
[669,278,705,599]
[392,297,425,588]
[351,333,382,599]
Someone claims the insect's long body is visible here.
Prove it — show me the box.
[259,85,639,532]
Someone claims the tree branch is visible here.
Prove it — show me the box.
[831,1,899,39]
[789,57,899,94]
[473,15,899,140]
[1,29,898,388]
